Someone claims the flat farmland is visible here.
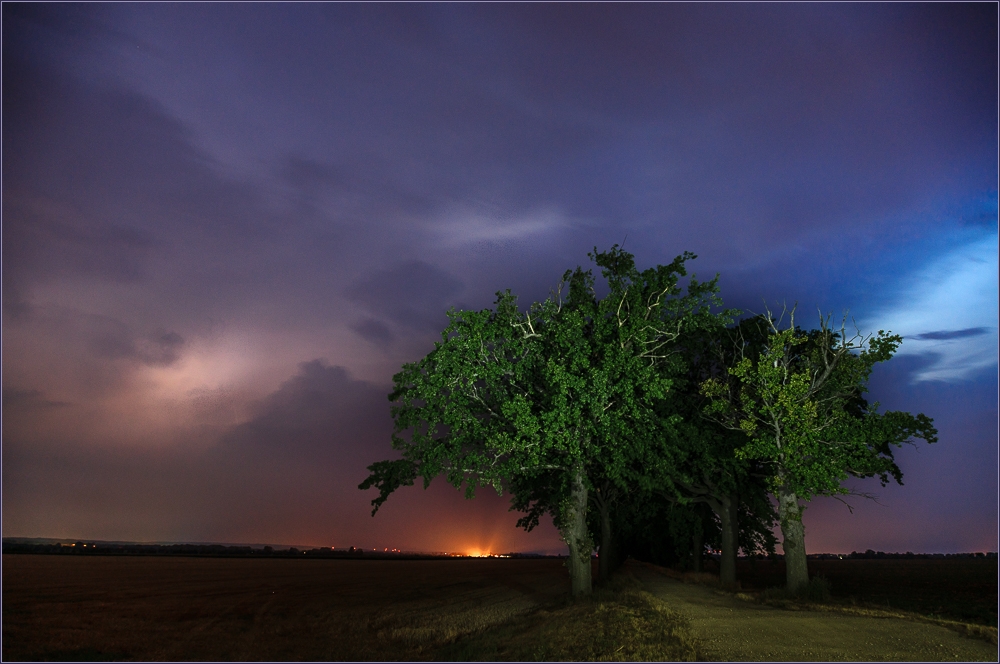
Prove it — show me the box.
[2,555,570,661]
[4,554,997,662]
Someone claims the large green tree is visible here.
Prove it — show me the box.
[701,308,938,592]
[359,247,724,596]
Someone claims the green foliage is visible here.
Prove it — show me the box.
[360,246,726,531]
[700,310,937,501]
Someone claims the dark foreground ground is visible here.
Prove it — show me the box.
[2,555,571,661]
[628,561,997,662]
[2,554,996,661]
[731,557,997,626]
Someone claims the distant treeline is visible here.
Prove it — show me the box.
[732,550,996,560]
[834,550,997,560]
[3,540,994,560]
[0,540,555,559]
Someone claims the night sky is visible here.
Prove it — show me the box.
[3,4,997,556]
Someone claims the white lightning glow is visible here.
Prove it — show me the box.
[860,232,998,382]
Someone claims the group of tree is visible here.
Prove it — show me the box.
[359,247,936,596]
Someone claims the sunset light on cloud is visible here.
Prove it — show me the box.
[3,3,995,557]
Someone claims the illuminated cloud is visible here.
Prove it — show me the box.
[430,206,567,248]
[861,232,998,382]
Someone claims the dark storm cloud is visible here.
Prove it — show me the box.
[2,55,253,305]
[1,389,71,410]
[194,361,401,544]
[1,189,157,318]
[1,361,393,543]
[280,155,439,220]
[1,49,327,339]
[346,2,996,240]
[2,3,994,553]
[2,2,148,53]
[350,318,395,347]
[345,261,465,334]
[217,360,390,465]
[90,325,185,367]
[1,54,158,316]
[913,328,990,341]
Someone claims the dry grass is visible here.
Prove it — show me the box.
[736,557,998,626]
[436,572,701,662]
[749,597,1000,646]
[673,560,999,646]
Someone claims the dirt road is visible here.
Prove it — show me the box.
[628,560,997,662]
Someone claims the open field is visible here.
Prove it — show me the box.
[3,554,997,661]
[2,555,574,661]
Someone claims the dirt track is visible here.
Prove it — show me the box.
[628,560,998,662]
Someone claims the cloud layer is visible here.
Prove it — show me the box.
[3,3,996,553]
[862,232,998,382]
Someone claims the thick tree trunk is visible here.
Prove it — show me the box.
[701,495,737,587]
[563,467,592,597]
[717,496,737,588]
[777,486,809,593]
[597,498,612,584]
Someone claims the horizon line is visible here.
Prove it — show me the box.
[3,537,996,557]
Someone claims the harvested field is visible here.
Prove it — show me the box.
[1,554,570,661]
[4,554,997,661]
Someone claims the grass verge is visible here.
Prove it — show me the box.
[435,572,701,662]
[753,597,999,646]
[747,584,999,646]
[657,566,999,647]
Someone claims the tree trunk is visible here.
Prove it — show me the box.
[731,487,740,562]
[730,487,741,587]
[597,497,613,584]
[717,496,737,588]
[702,495,737,587]
[777,486,808,593]
[562,466,592,597]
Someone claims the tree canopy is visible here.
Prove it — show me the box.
[360,253,937,597]
[701,308,938,590]
[360,247,726,595]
